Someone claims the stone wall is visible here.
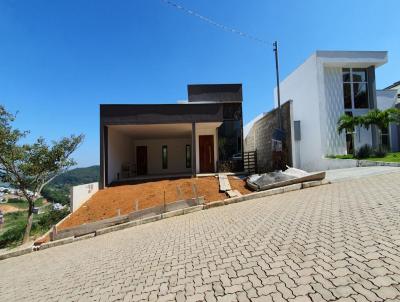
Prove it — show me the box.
[244,101,292,173]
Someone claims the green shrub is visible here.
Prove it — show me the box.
[35,208,69,231]
[355,144,373,159]
[0,221,26,248]
[7,198,26,204]
[374,146,387,157]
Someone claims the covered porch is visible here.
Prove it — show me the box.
[104,122,221,186]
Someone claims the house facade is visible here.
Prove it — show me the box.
[99,84,243,188]
[245,51,396,172]
[376,82,400,152]
[274,51,391,171]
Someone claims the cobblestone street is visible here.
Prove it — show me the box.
[1,172,400,301]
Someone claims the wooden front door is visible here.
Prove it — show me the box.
[199,135,214,173]
[136,146,147,175]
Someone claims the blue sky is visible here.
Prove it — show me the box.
[1,0,399,167]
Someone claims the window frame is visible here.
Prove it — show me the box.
[342,68,369,110]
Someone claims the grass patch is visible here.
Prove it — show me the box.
[0,205,68,249]
[328,152,400,163]
[5,197,46,210]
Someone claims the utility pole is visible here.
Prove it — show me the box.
[273,41,282,130]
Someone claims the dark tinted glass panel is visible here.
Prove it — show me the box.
[352,68,367,82]
[185,145,191,168]
[381,127,389,149]
[342,68,351,82]
[162,145,168,169]
[343,83,352,109]
[218,120,242,161]
[223,103,242,120]
[353,83,369,108]
[218,120,243,172]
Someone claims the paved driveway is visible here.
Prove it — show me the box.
[1,173,400,302]
[325,166,400,183]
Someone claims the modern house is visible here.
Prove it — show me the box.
[99,84,244,188]
[377,80,400,152]
[245,51,397,172]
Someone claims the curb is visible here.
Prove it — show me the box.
[0,179,329,261]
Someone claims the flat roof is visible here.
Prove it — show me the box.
[315,50,388,67]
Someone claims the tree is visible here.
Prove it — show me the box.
[337,114,360,135]
[360,108,400,147]
[337,114,361,155]
[337,108,400,152]
[0,105,84,243]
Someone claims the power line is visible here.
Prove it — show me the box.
[160,0,269,46]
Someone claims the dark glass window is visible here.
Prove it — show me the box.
[352,68,367,82]
[342,68,369,109]
[353,83,369,108]
[381,127,390,149]
[218,120,242,161]
[342,68,351,82]
[343,83,352,109]
[185,145,191,168]
[237,136,242,153]
[162,145,168,169]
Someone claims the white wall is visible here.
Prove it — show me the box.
[195,124,219,173]
[275,54,323,171]
[133,138,192,175]
[108,128,134,183]
[70,182,99,212]
[377,90,399,151]
[322,67,347,155]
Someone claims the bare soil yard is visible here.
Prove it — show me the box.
[59,176,251,230]
[0,204,24,213]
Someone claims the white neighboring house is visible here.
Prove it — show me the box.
[273,50,392,171]
[376,84,400,152]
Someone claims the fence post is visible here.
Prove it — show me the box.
[135,200,139,212]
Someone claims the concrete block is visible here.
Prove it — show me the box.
[73,233,96,242]
[302,180,322,188]
[0,247,33,261]
[40,237,74,250]
[96,220,139,236]
[283,183,302,192]
[224,197,242,205]
[183,205,203,214]
[162,209,184,219]
[265,187,285,196]
[205,200,225,209]
[139,214,162,225]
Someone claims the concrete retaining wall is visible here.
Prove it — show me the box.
[70,182,99,212]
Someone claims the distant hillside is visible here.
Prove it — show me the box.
[49,165,100,189]
[42,165,99,205]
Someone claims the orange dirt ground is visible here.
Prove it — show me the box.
[0,204,23,213]
[59,176,252,230]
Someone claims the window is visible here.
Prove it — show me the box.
[237,136,242,153]
[186,145,191,168]
[342,68,369,109]
[162,145,168,169]
[381,127,390,149]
